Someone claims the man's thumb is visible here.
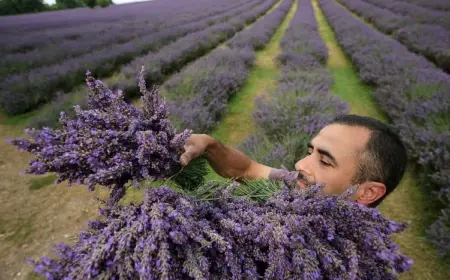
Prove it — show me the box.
[180,151,194,167]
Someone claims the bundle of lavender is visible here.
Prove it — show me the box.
[8,66,207,206]
[30,182,412,279]
[9,70,412,279]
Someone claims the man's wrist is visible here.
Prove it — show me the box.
[203,134,219,151]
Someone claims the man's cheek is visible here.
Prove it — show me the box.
[321,182,343,196]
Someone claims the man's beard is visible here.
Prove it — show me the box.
[296,172,314,189]
[277,170,315,190]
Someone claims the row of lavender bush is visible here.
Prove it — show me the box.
[361,0,450,30]
[399,0,450,11]
[337,0,450,73]
[319,0,450,255]
[1,19,152,54]
[165,0,295,133]
[241,0,348,169]
[0,0,256,77]
[29,0,279,129]
[0,0,209,34]
[0,0,266,116]
[0,0,223,53]
[227,0,290,50]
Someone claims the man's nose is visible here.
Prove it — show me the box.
[295,156,312,175]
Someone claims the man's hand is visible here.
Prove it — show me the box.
[179,134,272,180]
[180,134,214,167]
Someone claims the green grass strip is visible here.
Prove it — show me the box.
[312,1,450,279]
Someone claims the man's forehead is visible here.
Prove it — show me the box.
[311,124,371,154]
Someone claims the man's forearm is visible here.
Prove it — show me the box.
[204,136,269,180]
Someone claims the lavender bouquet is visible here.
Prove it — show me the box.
[8,66,207,206]
[9,70,412,279]
[30,182,412,279]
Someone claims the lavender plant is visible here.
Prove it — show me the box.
[7,67,202,206]
[29,180,413,279]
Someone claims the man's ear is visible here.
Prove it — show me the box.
[355,181,386,206]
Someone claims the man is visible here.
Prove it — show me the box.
[180,115,408,207]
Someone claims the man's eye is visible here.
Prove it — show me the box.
[320,160,331,166]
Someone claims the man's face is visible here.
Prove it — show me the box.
[295,124,371,195]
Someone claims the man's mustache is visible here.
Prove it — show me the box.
[277,170,314,189]
[297,171,314,185]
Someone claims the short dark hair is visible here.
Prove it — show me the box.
[329,115,408,207]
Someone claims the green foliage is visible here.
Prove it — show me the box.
[96,0,112,8]
[166,152,283,203]
[171,156,209,192]
[81,0,113,8]
[189,178,284,202]
[82,0,95,8]
[0,0,113,14]
[55,0,84,9]
[0,0,45,15]
[233,179,283,202]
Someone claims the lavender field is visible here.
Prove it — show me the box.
[0,0,449,279]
